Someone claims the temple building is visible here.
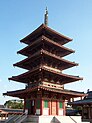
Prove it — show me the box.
[3,9,86,117]
[68,90,92,123]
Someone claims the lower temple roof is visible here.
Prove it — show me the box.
[3,85,85,99]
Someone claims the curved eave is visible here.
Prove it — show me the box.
[14,50,78,70]
[20,24,72,45]
[13,51,41,68]
[42,50,78,68]
[18,36,42,55]
[42,36,74,54]
[8,67,83,84]
[18,35,74,57]
[68,98,92,106]
[3,86,85,98]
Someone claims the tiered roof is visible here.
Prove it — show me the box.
[18,36,74,57]
[9,66,82,84]
[14,50,78,70]
[4,24,84,98]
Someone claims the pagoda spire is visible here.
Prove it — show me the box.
[44,7,48,26]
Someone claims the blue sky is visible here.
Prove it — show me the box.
[0,0,92,104]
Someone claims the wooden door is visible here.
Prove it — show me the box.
[51,101,56,115]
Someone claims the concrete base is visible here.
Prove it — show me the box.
[22,115,90,123]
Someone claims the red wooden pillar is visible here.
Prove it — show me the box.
[41,99,44,115]
[56,100,58,115]
[49,99,51,115]
[63,101,66,115]
[50,100,52,115]
[40,98,42,115]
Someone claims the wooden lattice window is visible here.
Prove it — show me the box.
[59,102,63,108]
[36,100,40,109]
[44,100,48,108]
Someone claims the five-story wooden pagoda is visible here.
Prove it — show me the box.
[4,9,85,116]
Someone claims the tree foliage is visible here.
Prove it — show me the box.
[4,100,24,109]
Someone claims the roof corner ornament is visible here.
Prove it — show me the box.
[44,7,48,26]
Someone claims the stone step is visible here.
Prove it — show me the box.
[22,122,37,123]
[21,115,90,123]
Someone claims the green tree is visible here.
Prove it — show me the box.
[4,100,24,109]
